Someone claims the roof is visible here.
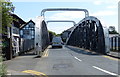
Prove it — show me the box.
[11,14,26,28]
[20,20,35,29]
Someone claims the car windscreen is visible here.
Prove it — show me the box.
[52,37,62,43]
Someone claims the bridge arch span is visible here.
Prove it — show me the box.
[66,16,108,54]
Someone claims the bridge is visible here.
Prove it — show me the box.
[36,8,109,55]
[46,20,76,26]
[4,8,119,76]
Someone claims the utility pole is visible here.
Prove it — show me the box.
[8,6,15,60]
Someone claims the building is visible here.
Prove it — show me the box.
[11,14,26,55]
[2,14,26,60]
[20,20,35,52]
[2,14,36,60]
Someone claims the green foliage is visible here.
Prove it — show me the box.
[0,1,12,76]
[56,34,61,36]
[0,0,14,34]
[109,30,119,34]
[0,56,6,77]
[48,30,56,36]
[1,39,9,48]
[109,26,119,34]
[48,31,62,36]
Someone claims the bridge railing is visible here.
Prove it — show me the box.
[110,36,120,51]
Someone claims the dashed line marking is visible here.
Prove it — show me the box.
[22,70,48,77]
[92,66,118,76]
[74,56,82,62]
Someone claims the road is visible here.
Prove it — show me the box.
[4,45,119,76]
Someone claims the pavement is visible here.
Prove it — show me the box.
[67,45,120,60]
[107,51,120,59]
[4,45,120,77]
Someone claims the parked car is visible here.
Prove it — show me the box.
[52,36,63,48]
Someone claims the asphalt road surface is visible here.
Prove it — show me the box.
[4,45,119,77]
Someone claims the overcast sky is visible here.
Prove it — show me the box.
[12,0,119,34]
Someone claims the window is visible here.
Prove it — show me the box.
[26,25,29,28]
[13,27,19,34]
[31,31,34,35]
[32,36,34,39]
[23,30,30,35]
[20,30,23,35]
[29,22,34,28]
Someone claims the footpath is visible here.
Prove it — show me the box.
[107,51,120,59]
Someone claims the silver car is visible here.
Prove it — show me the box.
[52,36,63,48]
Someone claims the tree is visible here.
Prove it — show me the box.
[0,1,12,75]
[48,30,56,36]
[0,0,14,34]
[109,26,119,34]
[109,26,115,32]
[0,0,15,60]
[56,33,61,36]
[109,30,119,34]
[48,31,56,42]
[0,0,14,48]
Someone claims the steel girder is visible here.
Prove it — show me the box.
[35,16,50,56]
[66,16,106,54]
[41,8,89,17]
[46,20,76,26]
[41,20,50,51]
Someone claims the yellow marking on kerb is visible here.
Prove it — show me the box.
[22,70,48,77]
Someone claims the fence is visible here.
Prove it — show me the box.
[110,36,120,51]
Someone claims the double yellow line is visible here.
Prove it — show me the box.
[43,49,49,57]
[103,56,120,61]
[42,46,51,57]
[22,70,48,77]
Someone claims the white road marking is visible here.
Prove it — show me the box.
[74,56,82,62]
[93,66,118,76]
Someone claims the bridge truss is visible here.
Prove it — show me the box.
[66,16,108,54]
[40,8,109,54]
